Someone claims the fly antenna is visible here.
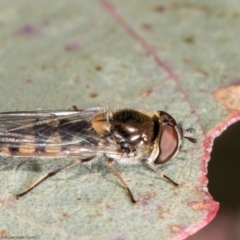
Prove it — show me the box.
[183,128,197,143]
[184,136,197,143]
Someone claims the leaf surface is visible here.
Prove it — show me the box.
[1,0,239,239]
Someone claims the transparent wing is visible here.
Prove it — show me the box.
[0,108,121,158]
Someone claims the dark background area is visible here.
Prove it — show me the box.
[187,121,240,240]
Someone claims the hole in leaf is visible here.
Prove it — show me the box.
[208,120,240,209]
[187,120,240,240]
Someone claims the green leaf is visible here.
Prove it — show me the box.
[2,0,240,239]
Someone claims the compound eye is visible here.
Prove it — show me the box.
[154,125,179,164]
[158,111,177,126]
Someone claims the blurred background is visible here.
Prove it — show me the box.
[187,121,240,240]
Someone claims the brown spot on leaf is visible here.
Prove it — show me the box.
[183,36,195,44]
[89,92,98,98]
[26,79,33,83]
[65,41,81,52]
[61,212,70,219]
[214,85,240,110]
[15,24,40,36]
[170,225,185,233]
[41,64,46,71]
[188,200,211,210]
[196,68,209,77]
[154,5,166,13]
[95,65,102,71]
[183,58,191,64]
[221,74,229,81]
[141,23,152,30]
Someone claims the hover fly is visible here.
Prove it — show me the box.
[0,106,196,203]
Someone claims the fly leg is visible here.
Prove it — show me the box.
[16,157,92,199]
[142,159,179,187]
[107,159,137,204]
